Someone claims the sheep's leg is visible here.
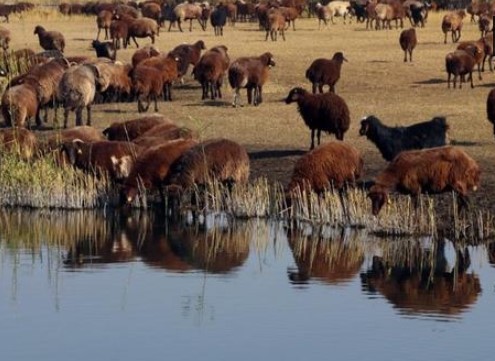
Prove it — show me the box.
[469,71,474,88]
[217,81,222,99]
[257,86,263,105]
[447,73,451,88]
[201,82,207,100]
[153,94,159,112]
[312,83,317,94]
[63,108,69,128]
[247,87,253,105]
[318,84,324,93]
[97,27,101,40]
[132,36,139,48]
[444,32,447,44]
[281,29,286,41]
[403,50,407,62]
[232,89,240,107]
[105,28,109,40]
[86,105,91,126]
[310,129,315,150]
[74,108,82,126]
[150,35,155,44]
[409,49,413,62]
[177,19,183,32]
[477,63,482,80]
[265,29,269,41]
[317,129,322,146]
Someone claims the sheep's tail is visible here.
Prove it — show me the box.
[228,64,248,89]
[305,68,313,80]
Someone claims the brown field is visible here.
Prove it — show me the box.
[3,9,495,213]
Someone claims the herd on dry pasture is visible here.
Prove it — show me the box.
[0,0,491,216]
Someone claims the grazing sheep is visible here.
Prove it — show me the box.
[1,82,39,128]
[265,9,286,41]
[193,45,230,100]
[399,28,417,62]
[60,139,141,181]
[305,51,347,94]
[131,65,163,112]
[131,45,160,67]
[33,25,66,53]
[210,3,228,36]
[127,17,160,48]
[170,40,206,82]
[441,10,466,44]
[368,146,480,215]
[58,63,103,127]
[0,26,11,51]
[133,124,196,148]
[285,87,350,149]
[457,39,485,81]
[96,10,113,40]
[228,52,275,107]
[122,138,198,204]
[138,52,180,101]
[287,141,363,194]
[92,40,117,61]
[103,115,174,141]
[165,138,250,191]
[0,127,38,160]
[359,115,449,161]
[445,45,479,89]
[486,88,495,137]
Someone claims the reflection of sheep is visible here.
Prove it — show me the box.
[287,141,363,194]
[285,87,350,149]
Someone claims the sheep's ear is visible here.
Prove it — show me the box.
[72,138,84,154]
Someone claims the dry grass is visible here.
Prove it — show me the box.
[0,9,495,238]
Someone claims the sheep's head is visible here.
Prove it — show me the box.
[195,40,206,50]
[368,187,388,216]
[284,87,307,104]
[333,52,348,63]
[359,116,380,137]
[261,52,276,68]
[60,139,84,166]
[33,25,45,35]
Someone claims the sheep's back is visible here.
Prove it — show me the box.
[58,66,97,108]
[298,93,350,133]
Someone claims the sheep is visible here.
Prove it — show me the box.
[367,146,480,215]
[92,40,117,61]
[445,45,479,89]
[478,14,491,38]
[173,2,208,32]
[482,32,493,72]
[1,82,39,128]
[0,5,14,23]
[285,87,350,149]
[33,25,66,53]
[326,1,353,24]
[165,138,250,191]
[103,115,174,141]
[131,44,160,67]
[58,63,103,127]
[110,19,129,49]
[170,40,206,82]
[349,0,367,23]
[279,6,300,30]
[114,4,140,19]
[193,45,230,100]
[359,115,449,162]
[403,0,427,27]
[91,60,132,102]
[441,10,466,44]
[265,9,286,41]
[121,138,198,204]
[126,17,160,48]
[0,26,10,51]
[457,40,485,80]
[138,52,180,101]
[60,139,141,181]
[287,141,363,194]
[228,52,276,107]
[486,88,495,137]
[96,10,113,40]
[140,2,162,24]
[161,3,178,31]
[315,2,331,29]
[131,65,163,112]
[132,124,196,147]
[374,3,400,30]
[399,28,417,62]
[210,2,228,36]
[365,1,377,30]
[305,51,347,94]
[0,127,38,160]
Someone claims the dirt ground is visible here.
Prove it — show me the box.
[4,9,495,213]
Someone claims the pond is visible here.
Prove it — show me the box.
[0,209,493,360]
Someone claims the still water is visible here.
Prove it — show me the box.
[0,209,493,361]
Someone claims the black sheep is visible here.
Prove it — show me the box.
[210,3,228,36]
[92,40,117,60]
[359,115,450,161]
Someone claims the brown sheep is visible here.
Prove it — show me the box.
[110,19,129,49]
[265,9,286,41]
[173,2,208,32]
[0,26,11,51]
[486,88,495,137]
[33,25,66,53]
[315,2,331,29]
[96,10,113,40]
[0,127,38,160]
[103,115,173,141]
[457,40,485,80]
[228,52,276,107]
[285,87,350,149]
[368,146,480,215]
[60,139,141,181]
[399,28,417,62]
[441,10,466,44]
[482,32,493,72]
[1,82,39,128]
[127,17,160,48]
[445,45,479,89]
[305,51,347,94]
[122,138,198,204]
[478,14,491,38]
[140,2,162,24]
[131,65,164,112]
[170,40,206,82]
[138,52,180,101]
[287,141,363,194]
[132,125,196,148]
[165,138,250,191]
[131,45,160,67]
[193,45,230,100]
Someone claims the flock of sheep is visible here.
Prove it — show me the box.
[0,0,490,216]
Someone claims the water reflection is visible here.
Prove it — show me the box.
[361,240,481,320]
[287,225,365,286]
